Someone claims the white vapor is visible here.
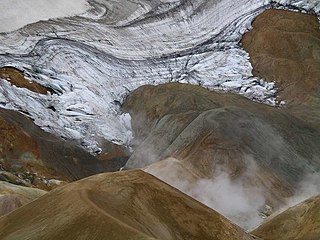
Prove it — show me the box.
[190,170,265,230]
[281,172,320,211]
[145,157,266,230]
[0,0,90,33]
[251,172,320,229]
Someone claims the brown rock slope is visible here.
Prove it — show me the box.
[0,108,125,190]
[144,157,200,189]
[97,140,130,172]
[241,9,320,127]
[0,170,254,240]
[0,67,52,95]
[0,181,46,217]
[123,83,320,210]
[252,195,320,240]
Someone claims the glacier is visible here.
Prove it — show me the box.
[0,0,319,153]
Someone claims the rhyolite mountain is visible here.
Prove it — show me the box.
[123,82,320,228]
[241,9,320,128]
[0,170,255,240]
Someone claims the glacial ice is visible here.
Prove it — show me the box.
[0,0,319,152]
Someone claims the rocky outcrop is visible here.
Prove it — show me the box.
[0,67,53,94]
[0,170,254,240]
[252,195,320,240]
[241,9,320,127]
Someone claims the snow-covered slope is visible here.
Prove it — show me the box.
[0,0,319,152]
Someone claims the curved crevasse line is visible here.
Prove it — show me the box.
[0,0,265,57]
